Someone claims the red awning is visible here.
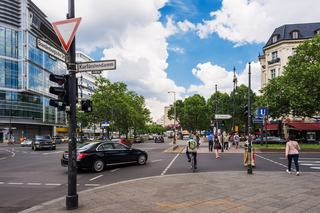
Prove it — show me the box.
[287,122,320,131]
[265,123,278,130]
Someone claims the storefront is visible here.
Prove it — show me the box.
[286,122,320,143]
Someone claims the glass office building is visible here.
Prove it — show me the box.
[0,0,67,142]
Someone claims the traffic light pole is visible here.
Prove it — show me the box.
[66,0,78,210]
[247,62,253,175]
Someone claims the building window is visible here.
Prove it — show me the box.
[292,31,299,39]
[272,51,278,60]
[272,35,277,43]
[270,69,276,79]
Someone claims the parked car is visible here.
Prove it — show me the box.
[53,136,63,144]
[61,142,148,172]
[32,135,56,151]
[21,138,32,147]
[154,135,164,143]
[133,135,144,143]
[252,136,286,144]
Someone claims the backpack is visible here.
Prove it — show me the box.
[188,140,197,150]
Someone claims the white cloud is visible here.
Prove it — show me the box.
[177,20,196,32]
[195,0,320,45]
[187,61,261,98]
[168,47,185,54]
[33,0,185,121]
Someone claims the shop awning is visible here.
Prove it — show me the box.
[287,122,320,131]
[265,123,278,130]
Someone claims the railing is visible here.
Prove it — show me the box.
[267,58,280,65]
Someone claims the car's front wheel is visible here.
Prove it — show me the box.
[92,159,104,172]
[137,154,147,165]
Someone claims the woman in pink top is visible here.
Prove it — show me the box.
[285,135,301,176]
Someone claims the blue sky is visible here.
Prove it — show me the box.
[34,0,320,121]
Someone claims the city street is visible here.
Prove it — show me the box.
[0,140,319,212]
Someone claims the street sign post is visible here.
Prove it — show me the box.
[36,38,66,62]
[215,114,232,120]
[77,60,116,73]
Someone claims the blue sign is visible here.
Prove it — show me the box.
[101,121,110,128]
[256,107,268,117]
[253,118,263,124]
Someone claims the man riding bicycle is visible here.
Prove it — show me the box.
[186,133,200,169]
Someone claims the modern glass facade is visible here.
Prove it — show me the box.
[0,0,68,142]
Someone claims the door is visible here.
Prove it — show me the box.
[112,143,136,163]
[99,143,118,164]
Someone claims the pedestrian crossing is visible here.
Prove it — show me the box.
[280,157,320,170]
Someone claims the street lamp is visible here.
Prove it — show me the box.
[232,66,237,132]
[168,91,176,144]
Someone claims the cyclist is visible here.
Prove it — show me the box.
[186,133,200,169]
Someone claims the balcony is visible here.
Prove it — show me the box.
[267,58,280,65]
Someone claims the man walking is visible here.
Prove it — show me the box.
[208,132,213,152]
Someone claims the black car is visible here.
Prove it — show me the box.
[252,136,286,144]
[154,135,164,143]
[32,135,56,151]
[61,142,148,172]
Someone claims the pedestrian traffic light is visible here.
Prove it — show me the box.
[244,105,248,116]
[81,99,92,112]
[49,74,69,111]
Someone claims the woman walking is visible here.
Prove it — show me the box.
[285,135,301,176]
[214,135,221,158]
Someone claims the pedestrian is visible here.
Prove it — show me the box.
[214,135,221,158]
[285,135,301,176]
[208,133,213,152]
[228,133,233,149]
[234,132,239,149]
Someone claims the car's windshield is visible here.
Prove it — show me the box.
[35,135,51,140]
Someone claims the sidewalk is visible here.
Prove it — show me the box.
[23,171,320,213]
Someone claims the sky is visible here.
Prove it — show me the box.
[33,0,320,122]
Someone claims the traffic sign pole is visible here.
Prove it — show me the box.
[66,0,78,210]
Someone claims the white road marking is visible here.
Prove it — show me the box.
[151,159,163,163]
[0,182,4,184]
[42,153,49,155]
[110,168,120,173]
[8,182,23,185]
[27,183,42,186]
[89,175,103,181]
[22,151,27,154]
[301,164,320,166]
[280,157,320,160]
[84,184,100,187]
[42,151,63,155]
[256,154,291,170]
[45,183,61,186]
[310,167,320,170]
[161,153,180,176]
[0,157,6,160]
[300,161,320,163]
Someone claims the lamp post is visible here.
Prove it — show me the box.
[232,67,237,132]
[168,91,176,144]
[247,62,253,175]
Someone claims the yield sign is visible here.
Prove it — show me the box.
[52,17,81,52]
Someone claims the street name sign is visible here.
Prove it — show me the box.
[36,38,66,62]
[91,70,102,75]
[215,114,232,120]
[77,60,116,73]
[52,17,82,52]
[253,117,263,124]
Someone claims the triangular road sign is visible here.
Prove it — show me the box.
[52,17,81,52]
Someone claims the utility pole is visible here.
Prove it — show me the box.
[232,66,237,132]
[168,91,176,144]
[66,0,78,209]
[247,62,253,175]
[214,84,218,135]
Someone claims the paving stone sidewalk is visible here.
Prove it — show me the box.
[22,171,320,213]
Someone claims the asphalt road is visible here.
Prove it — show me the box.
[0,140,319,212]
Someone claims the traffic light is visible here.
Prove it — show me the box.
[49,74,69,111]
[81,99,92,112]
[244,105,248,116]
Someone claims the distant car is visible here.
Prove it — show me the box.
[53,136,63,144]
[61,142,148,172]
[252,136,286,144]
[148,134,154,140]
[21,138,32,147]
[154,135,164,143]
[133,136,144,143]
[32,135,56,151]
